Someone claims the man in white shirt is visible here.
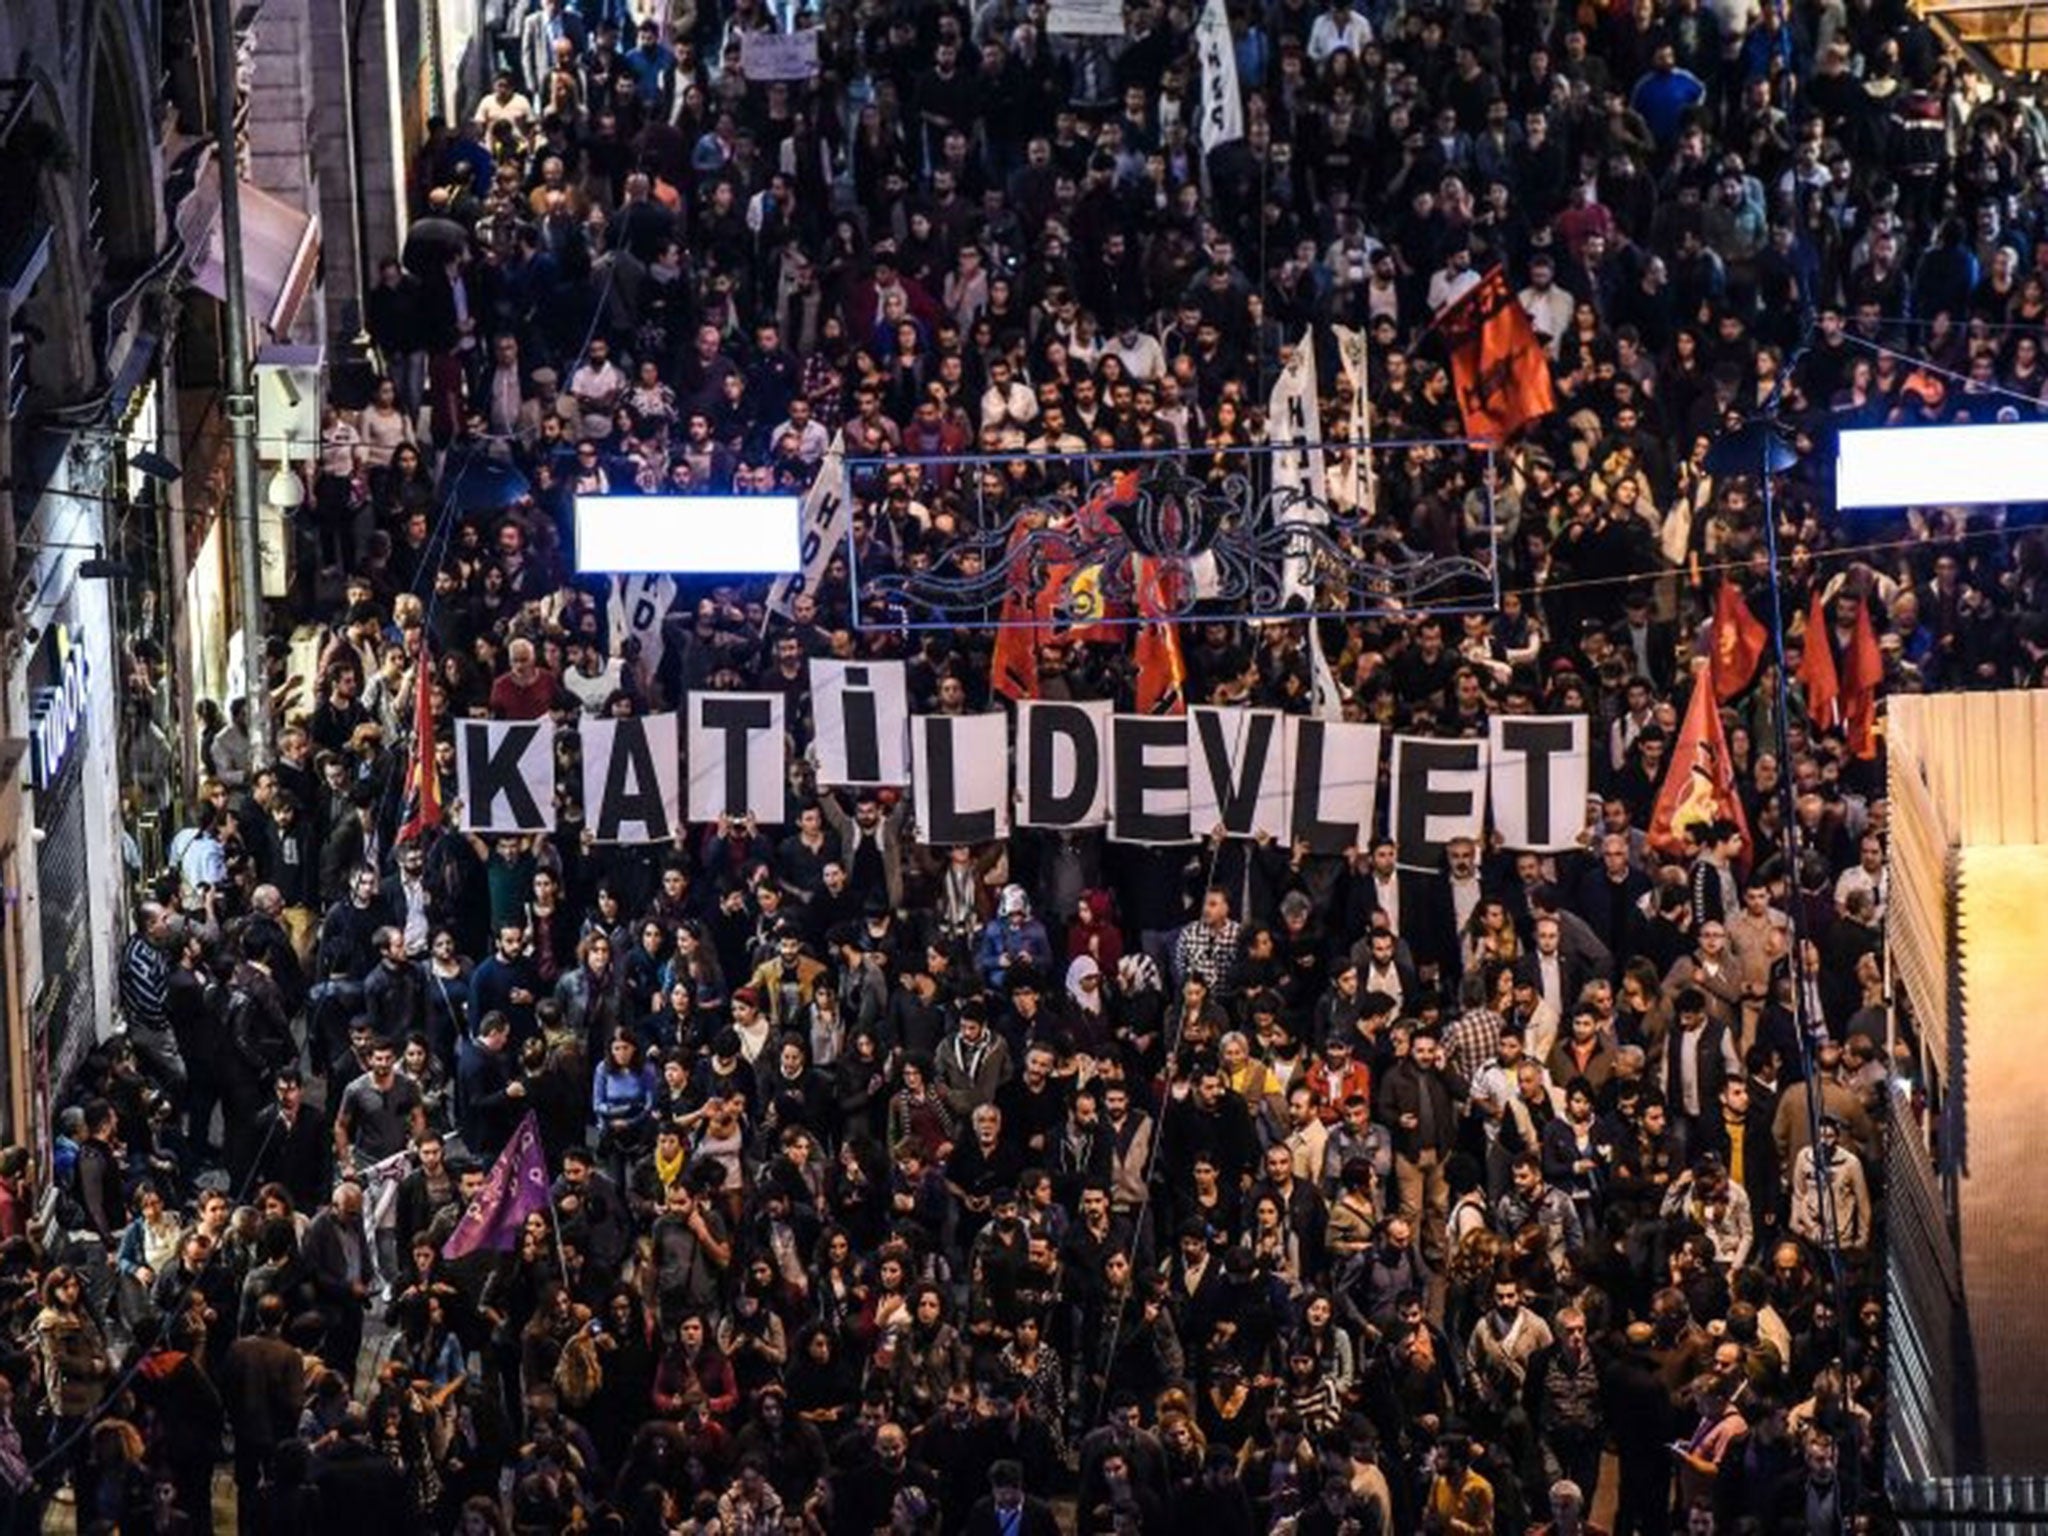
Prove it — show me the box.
[1518,252,1576,358]
[472,71,535,143]
[390,841,433,958]
[769,397,832,464]
[567,338,627,439]
[979,356,1038,448]
[561,639,624,714]
[1426,242,1482,313]
[482,333,528,443]
[1444,837,1486,948]
[1100,322,1166,383]
[1832,834,1888,922]
[1307,0,1373,65]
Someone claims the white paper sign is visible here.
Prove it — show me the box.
[1190,707,1290,840]
[1285,718,1379,855]
[811,659,911,786]
[610,573,676,679]
[582,713,682,844]
[912,714,1011,846]
[686,692,787,823]
[1390,735,1489,871]
[1489,714,1590,852]
[1017,700,1113,829]
[456,719,556,835]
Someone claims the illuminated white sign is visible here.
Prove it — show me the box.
[574,494,802,576]
[1837,421,2048,508]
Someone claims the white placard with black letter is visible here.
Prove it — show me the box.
[686,692,787,824]
[1489,714,1589,852]
[912,714,1011,845]
[766,431,850,617]
[1189,707,1289,840]
[583,713,682,844]
[1017,700,1112,829]
[1390,736,1489,871]
[811,659,911,786]
[456,719,556,834]
[1108,715,1194,845]
[1285,718,1379,855]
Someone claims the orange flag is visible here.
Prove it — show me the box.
[397,641,443,843]
[1796,590,1841,734]
[1439,267,1557,443]
[1131,555,1186,715]
[1710,580,1769,702]
[1649,672,1752,861]
[1840,594,1884,759]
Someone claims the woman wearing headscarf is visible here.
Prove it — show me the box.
[1111,952,1168,1080]
[1064,955,1116,1061]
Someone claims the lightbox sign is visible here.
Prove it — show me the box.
[28,625,91,792]
[573,494,802,576]
[1837,421,2048,508]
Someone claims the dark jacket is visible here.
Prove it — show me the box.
[1375,1059,1460,1160]
[961,1495,1064,1536]
[454,1034,523,1158]
[249,1101,333,1213]
[301,1207,369,1317]
[219,1332,305,1451]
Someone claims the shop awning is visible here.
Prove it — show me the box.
[181,159,321,341]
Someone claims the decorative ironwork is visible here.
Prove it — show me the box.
[853,448,1499,629]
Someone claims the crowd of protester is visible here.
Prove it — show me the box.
[33,0,2048,1529]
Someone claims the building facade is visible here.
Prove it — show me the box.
[0,0,322,1154]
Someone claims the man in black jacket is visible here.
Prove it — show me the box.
[300,1182,371,1373]
[223,947,298,1187]
[362,925,426,1041]
[961,1460,1061,1536]
[308,1405,413,1534]
[456,1010,527,1159]
[1376,1029,1461,1266]
[248,1067,333,1213]
[70,1098,125,1314]
[220,1294,306,1522]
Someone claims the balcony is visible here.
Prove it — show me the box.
[1913,0,2048,76]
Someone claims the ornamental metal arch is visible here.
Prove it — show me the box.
[840,437,1503,631]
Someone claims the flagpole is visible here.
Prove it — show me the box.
[546,1174,570,1290]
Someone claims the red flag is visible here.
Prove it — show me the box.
[1841,594,1884,759]
[397,641,442,843]
[1796,590,1841,735]
[990,588,1041,702]
[1649,673,1752,861]
[1131,555,1186,715]
[1710,580,1769,702]
[1439,268,1557,443]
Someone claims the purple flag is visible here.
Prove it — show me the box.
[441,1112,552,1259]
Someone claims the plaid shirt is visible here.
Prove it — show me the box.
[1174,918,1243,995]
[1442,1006,1505,1087]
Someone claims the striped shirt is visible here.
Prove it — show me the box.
[119,935,170,1035]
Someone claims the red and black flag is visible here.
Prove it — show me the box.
[1439,267,1558,443]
